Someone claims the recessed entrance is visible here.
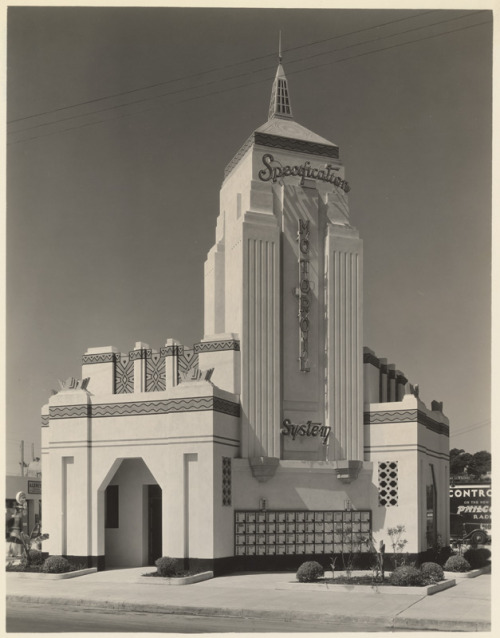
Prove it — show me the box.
[148,484,162,565]
[102,458,161,568]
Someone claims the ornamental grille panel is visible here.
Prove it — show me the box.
[114,354,134,394]
[177,348,199,383]
[146,351,166,392]
[234,510,371,556]
[222,457,232,506]
[378,461,399,506]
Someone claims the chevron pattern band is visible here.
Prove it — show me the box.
[194,340,240,353]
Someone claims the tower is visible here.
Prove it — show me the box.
[205,59,363,474]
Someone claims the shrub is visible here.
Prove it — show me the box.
[420,562,444,582]
[296,561,324,583]
[42,555,71,573]
[420,544,454,567]
[21,550,44,566]
[389,565,425,587]
[444,555,471,572]
[463,548,491,569]
[155,556,179,577]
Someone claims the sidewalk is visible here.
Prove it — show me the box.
[6,567,491,632]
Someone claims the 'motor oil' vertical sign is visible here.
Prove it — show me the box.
[449,484,491,528]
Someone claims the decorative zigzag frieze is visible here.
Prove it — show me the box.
[364,410,417,425]
[82,352,115,365]
[41,415,49,427]
[194,340,240,354]
[213,397,241,417]
[49,405,91,419]
[45,396,241,420]
[129,349,153,361]
[160,345,184,357]
[364,410,449,437]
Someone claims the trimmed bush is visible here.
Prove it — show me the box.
[444,555,471,573]
[155,556,179,577]
[42,555,71,574]
[463,548,491,569]
[420,562,444,582]
[296,561,324,583]
[420,545,454,567]
[21,550,44,566]
[389,565,425,587]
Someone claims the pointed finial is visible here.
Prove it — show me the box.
[278,30,282,63]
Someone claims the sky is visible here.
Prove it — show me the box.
[4,2,493,474]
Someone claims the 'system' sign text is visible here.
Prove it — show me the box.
[281,418,331,445]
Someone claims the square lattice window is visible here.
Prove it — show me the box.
[378,461,399,506]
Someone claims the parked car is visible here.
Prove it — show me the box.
[450,513,490,545]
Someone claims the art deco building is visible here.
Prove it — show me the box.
[41,60,449,572]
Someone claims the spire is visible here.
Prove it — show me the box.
[268,32,293,121]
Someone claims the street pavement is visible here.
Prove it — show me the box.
[6,566,492,632]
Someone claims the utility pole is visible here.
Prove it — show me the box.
[20,440,24,476]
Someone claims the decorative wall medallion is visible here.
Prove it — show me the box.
[146,352,166,392]
[177,348,199,383]
[57,377,90,391]
[114,354,134,394]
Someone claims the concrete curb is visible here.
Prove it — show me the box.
[444,564,491,579]
[7,568,97,580]
[7,594,490,631]
[136,571,214,585]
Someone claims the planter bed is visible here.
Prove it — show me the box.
[139,570,213,585]
[277,571,456,596]
[7,567,97,580]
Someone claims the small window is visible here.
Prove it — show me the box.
[105,485,119,528]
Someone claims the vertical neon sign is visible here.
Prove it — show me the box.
[298,219,310,372]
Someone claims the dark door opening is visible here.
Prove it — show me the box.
[148,485,162,565]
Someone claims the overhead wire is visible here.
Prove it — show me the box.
[8,14,491,146]
[8,10,486,137]
[7,9,438,125]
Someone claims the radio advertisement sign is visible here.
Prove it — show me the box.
[449,484,491,529]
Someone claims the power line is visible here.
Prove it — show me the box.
[8,10,485,138]
[452,423,491,438]
[8,9,438,125]
[8,17,491,147]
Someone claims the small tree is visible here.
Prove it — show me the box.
[387,525,408,568]
[9,519,48,567]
